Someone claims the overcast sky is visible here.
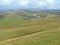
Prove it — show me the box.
[0,0,60,10]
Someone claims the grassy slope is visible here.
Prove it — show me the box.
[0,18,56,41]
[0,11,60,45]
[1,28,60,45]
[0,28,60,45]
[0,18,60,45]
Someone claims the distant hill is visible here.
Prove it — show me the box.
[0,10,60,19]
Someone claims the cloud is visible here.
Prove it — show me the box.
[0,0,13,5]
[0,0,60,10]
[46,0,55,3]
[18,0,30,6]
[45,0,60,9]
[48,3,60,9]
[22,0,56,9]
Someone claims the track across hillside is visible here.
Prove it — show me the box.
[0,30,47,44]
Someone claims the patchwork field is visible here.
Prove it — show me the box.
[0,10,60,45]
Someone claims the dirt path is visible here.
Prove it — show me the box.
[0,30,47,44]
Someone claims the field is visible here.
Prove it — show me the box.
[0,10,60,45]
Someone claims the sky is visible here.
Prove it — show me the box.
[0,0,60,11]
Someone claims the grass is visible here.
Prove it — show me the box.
[0,28,60,45]
[0,11,60,45]
[0,18,55,41]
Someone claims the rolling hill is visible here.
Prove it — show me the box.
[0,10,60,45]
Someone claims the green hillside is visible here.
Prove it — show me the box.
[0,10,60,45]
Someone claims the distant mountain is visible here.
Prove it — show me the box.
[0,9,60,15]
